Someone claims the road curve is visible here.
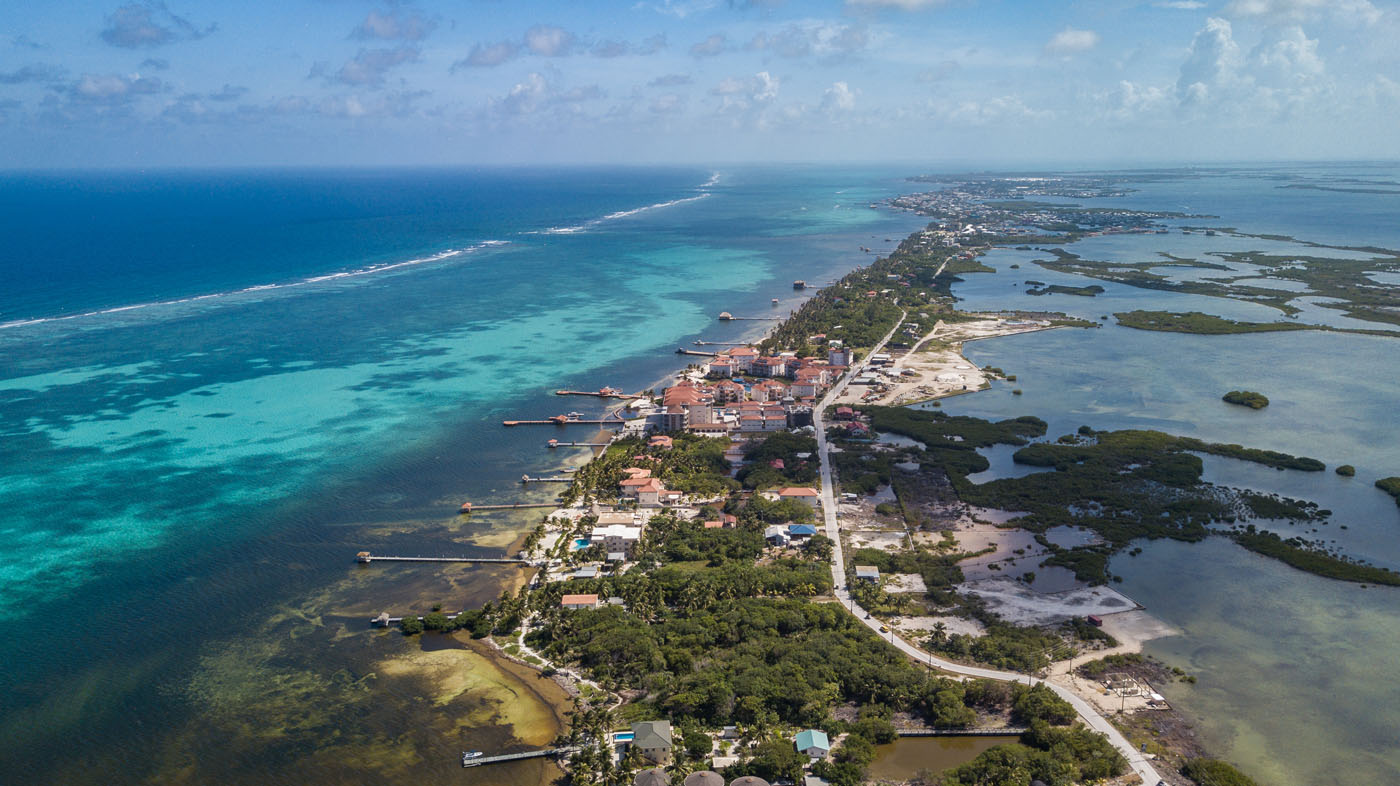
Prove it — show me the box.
[811,307,1163,785]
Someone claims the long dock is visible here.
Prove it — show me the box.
[717,316,782,321]
[461,501,560,512]
[356,552,534,565]
[520,475,573,483]
[675,348,718,356]
[547,440,610,448]
[463,747,577,768]
[894,727,1027,737]
[503,417,624,427]
[554,389,644,400]
[693,340,750,346]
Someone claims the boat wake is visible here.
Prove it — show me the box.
[0,241,509,331]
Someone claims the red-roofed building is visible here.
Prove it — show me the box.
[834,406,856,421]
[702,520,724,529]
[561,594,600,610]
[778,487,821,508]
[622,467,652,479]
[648,435,673,450]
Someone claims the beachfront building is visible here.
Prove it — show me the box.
[794,729,831,759]
[728,347,759,372]
[630,720,673,764]
[621,476,664,506]
[592,523,643,559]
[561,593,600,610]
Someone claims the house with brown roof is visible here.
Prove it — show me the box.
[778,487,821,508]
[561,593,600,610]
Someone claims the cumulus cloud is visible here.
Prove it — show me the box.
[648,73,693,87]
[709,71,781,127]
[821,81,856,112]
[0,64,65,85]
[483,72,605,123]
[690,34,728,57]
[100,2,215,49]
[1225,0,1382,25]
[327,46,420,87]
[1177,17,1242,109]
[69,72,165,101]
[747,22,868,60]
[1045,28,1101,55]
[454,41,520,69]
[846,0,947,9]
[352,9,437,42]
[1095,80,1173,121]
[524,25,577,57]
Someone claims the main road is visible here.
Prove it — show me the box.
[811,304,1163,785]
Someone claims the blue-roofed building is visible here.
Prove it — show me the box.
[787,524,819,539]
[794,729,830,759]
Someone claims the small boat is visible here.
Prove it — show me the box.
[771,298,779,305]
[462,751,484,766]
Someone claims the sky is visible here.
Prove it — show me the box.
[2,0,1398,167]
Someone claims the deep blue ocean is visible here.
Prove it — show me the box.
[0,166,931,784]
[1,163,1396,786]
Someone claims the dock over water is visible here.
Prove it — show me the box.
[462,747,577,768]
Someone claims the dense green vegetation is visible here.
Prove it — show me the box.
[1376,477,1400,507]
[931,721,1127,786]
[862,410,1333,584]
[737,431,819,490]
[1026,283,1105,297]
[932,618,1079,673]
[1222,390,1270,409]
[1231,530,1400,586]
[1181,757,1261,786]
[564,432,737,505]
[1335,464,1356,477]
[1115,310,1314,334]
[863,406,1047,476]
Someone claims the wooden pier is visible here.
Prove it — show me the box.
[675,348,718,357]
[462,747,577,768]
[547,440,610,448]
[894,727,1027,737]
[356,552,534,566]
[459,501,560,513]
[693,340,750,346]
[503,416,625,427]
[520,475,573,484]
[554,389,644,400]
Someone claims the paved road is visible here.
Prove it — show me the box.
[811,310,1163,786]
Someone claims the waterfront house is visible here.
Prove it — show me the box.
[728,347,759,372]
[778,487,821,508]
[621,476,664,506]
[561,593,599,610]
[630,720,673,764]
[707,358,735,378]
[592,523,643,558]
[855,565,880,583]
[794,729,831,759]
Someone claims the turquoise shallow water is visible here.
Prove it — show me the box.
[0,166,929,784]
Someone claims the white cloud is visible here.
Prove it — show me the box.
[747,22,869,60]
[1045,28,1101,55]
[846,0,947,9]
[1224,0,1382,25]
[821,81,856,112]
[524,25,576,57]
[454,41,520,69]
[352,10,436,42]
[690,34,727,57]
[1177,17,1242,109]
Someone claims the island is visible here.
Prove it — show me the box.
[1222,391,1270,409]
